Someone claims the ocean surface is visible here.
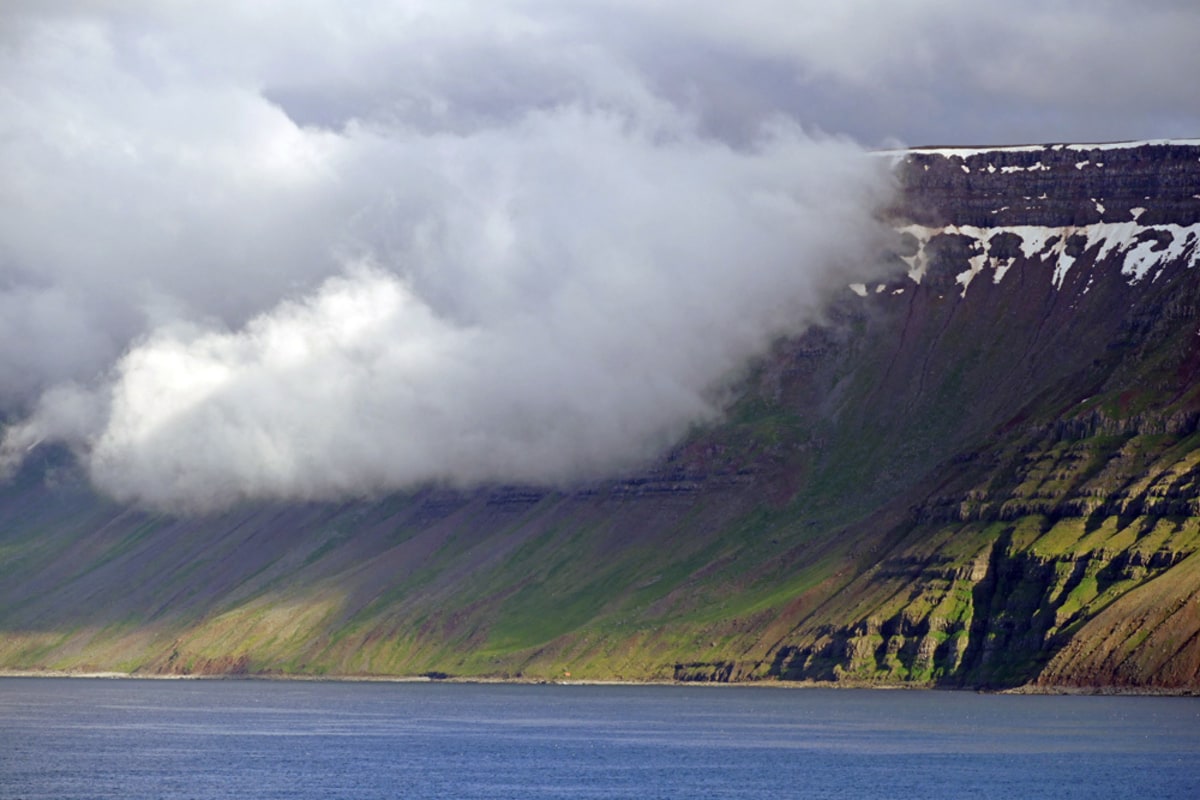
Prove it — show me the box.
[0,678,1197,799]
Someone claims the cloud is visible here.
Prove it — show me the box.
[554,0,1200,144]
[7,1,1190,511]
[0,4,895,511]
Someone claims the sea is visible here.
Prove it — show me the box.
[0,678,1196,799]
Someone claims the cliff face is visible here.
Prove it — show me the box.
[1,141,1199,691]
[897,141,1200,228]
[765,141,1200,689]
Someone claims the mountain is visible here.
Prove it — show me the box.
[2,140,1199,691]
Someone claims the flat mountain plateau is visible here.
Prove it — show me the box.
[3,140,1199,691]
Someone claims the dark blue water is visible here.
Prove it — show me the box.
[1,679,1197,799]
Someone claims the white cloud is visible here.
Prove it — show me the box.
[548,1,1200,144]
[6,1,1191,511]
[0,5,895,511]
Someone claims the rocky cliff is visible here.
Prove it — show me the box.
[1,141,1198,691]
[765,140,1200,689]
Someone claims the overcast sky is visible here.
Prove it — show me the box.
[8,0,1192,145]
[0,1,1194,511]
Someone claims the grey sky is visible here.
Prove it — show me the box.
[6,1,1194,145]
[0,1,1193,510]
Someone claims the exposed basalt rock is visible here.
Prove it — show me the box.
[1048,410,1200,441]
[673,661,735,682]
[757,144,1200,690]
[891,142,1200,228]
[156,651,252,677]
[770,521,1198,688]
[672,660,765,682]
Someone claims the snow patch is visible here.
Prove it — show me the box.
[1130,207,1145,221]
[1052,252,1077,289]
[955,247,990,295]
[1062,139,1200,152]
[849,283,868,297]
[894,220,1200,296]
[1000,163,1051,173]
[1122,237,1163,283]
[903,140,1200,158]
[911,144,1047,157]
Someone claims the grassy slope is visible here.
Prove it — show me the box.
[2,166,1200,689]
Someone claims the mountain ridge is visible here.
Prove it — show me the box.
[2,140,1199,691]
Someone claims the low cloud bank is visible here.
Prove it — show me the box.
[0,4,895,511]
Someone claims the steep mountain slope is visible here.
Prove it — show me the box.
[2,140,1199,690]
[768,140,1200,689]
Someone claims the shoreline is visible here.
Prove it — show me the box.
[0,669,1194,696]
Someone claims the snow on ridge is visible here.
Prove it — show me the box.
[863,139,1200,298]
[902,144,1046,157]
[893,221,1200,296]
[890,138,1200,158]
[1061,139,1200,152]
[1000,163,1050,173]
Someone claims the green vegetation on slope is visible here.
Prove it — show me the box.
[3,150,1200,690]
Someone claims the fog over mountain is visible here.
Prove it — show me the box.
[0,1,1195,510]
